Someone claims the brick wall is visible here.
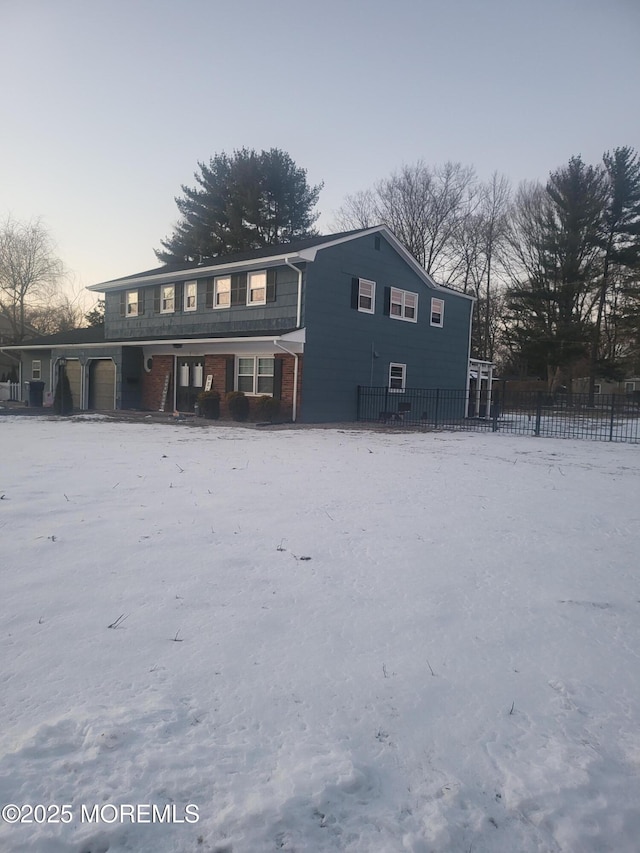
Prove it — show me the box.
[141,355,174,411]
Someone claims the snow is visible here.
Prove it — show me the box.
[1,416,639,853]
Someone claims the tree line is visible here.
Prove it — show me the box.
[2,145,639,392]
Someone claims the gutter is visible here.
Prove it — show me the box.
[283,257,304,328]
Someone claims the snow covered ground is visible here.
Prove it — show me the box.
[1,416,639,853]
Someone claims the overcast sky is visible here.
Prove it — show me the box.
[2,0,639,307]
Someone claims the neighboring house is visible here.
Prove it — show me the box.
[574,376,640,397]
[5,226,474,422]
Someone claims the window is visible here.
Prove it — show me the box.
[214,276,231,308]
[625,381,635,393]
[594,383,602,395]
[389,362,406,392]
[431,298,444,327]
[358,279,376,313]
[184,281,197,311]
[32,360,41,380]
[161,284,175,313]
[126,290,139,317]
[389,288,418,322]
[248,271,267,305]
[237,356,275,395]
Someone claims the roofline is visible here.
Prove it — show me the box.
[86,226,474,301]
[3,332,302,351]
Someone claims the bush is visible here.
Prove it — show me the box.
[255,395,280,422]
[197,389,220,419]
[226,390,249,421]
[53,370,73,415]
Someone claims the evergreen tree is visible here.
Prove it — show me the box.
[156,148,323,263]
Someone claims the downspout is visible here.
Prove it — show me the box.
[274,340,299,423]
[283,258,303,328]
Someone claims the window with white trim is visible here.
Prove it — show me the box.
[389,362,406,392]
[431,297,444,327]
[248,271,267,305]
[625,381,635,393]
[161,284,175,313]
[390,288,418,322]
[594,383,602,395]
[214,276,231,308]
[184,281,197,311]
[32,359,41,380]
[126,290,139,317]
[237,356,275,395]
[358,278,376,313]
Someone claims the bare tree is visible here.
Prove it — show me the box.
[333,161,477,278]
[0,217,65,342]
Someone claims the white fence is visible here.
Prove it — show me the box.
[0,381,21,402]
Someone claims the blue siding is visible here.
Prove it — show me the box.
[301,234,472,422]
[104,267,299,340]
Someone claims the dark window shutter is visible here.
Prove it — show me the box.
[225,356,235,393]
[138,289,145,315]
[266,268,277,303]
[351,277,360,309]
[206,280,214,309]
[174,284,182,312]
[154,286,160,313]
[231,272,247,306]
[119,292,126,316]
[273,357,283,400]
[383,286,391,316]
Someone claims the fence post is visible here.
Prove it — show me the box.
[492,391,499,432]
[609,395,616,442]
[534,392,542,436]
[434,388,440,428]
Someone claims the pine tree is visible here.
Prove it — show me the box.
[156,148,323,263]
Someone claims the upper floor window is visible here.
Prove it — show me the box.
[214,276,231,308]
[389,362,406,392]
[431,298,444,327]
[390,288,417,322]
[248,271,267,305]
[126,290,139,317]
[358,279,376,313]
[184,281,197,311]
[161,284,175,313]
[32,359,41,380]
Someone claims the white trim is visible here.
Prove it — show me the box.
[357,278,376,314]
[160,284,175,314]
[213,275,231,309]
[430,297,444,327]
[247,270,267,306]
[236,355,275,396]
[389,288,418,323]
[126,290,139,317]
[183,280,197,312]
[7,332,305,352]
[388,362,406,393]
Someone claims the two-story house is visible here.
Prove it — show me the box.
[6,226,474,422]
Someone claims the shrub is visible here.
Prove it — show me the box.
[226,390,249,421]
[53,370,73,415]
[255,395,280,422]
[197,389,220,419]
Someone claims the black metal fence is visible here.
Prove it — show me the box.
[356,386,640,443]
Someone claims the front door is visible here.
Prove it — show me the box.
[175,357,204,412]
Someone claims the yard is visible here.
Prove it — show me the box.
[1,416,639,852]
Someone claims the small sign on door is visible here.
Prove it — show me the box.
[204,374,213,392]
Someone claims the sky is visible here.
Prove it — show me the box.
[1,417,639,852]
[2,0,639,309]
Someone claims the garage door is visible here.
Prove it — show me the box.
[89,359,115,410]
[65,360,82,410]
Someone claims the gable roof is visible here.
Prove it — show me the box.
[87,227,473,301]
